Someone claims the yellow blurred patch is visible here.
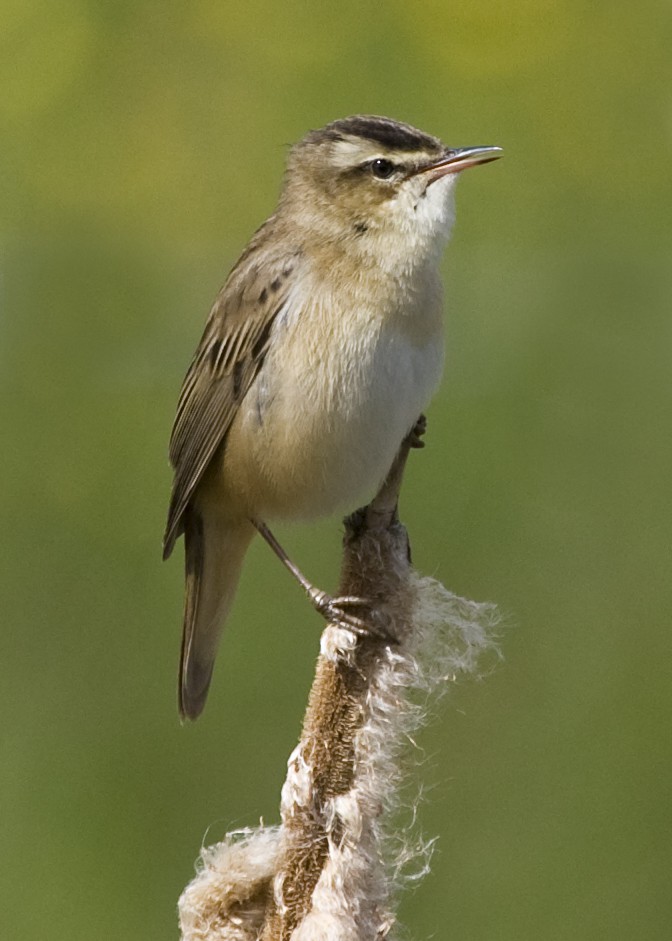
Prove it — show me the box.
[399,0,573,75]
[0,0,94,120]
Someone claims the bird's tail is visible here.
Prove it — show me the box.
[179,509,254,720]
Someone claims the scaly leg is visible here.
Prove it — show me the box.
[251,519,389,640]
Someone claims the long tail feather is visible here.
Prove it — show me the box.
[179,509,254,720]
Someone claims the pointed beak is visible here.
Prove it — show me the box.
[416,146,503,184]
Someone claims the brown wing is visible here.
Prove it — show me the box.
[163,242,302,558]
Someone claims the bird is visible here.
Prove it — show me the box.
[164,115,502,720]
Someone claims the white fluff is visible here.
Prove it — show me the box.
[178,827,281,941]
[281,573,500,939]
[177,573,499,940]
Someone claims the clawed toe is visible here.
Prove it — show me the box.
[407,414,427,449]
[254,520,400,645]
[307,589,396,643]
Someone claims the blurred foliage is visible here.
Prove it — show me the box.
[1,1,671,938]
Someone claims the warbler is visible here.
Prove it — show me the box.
[164,115,501,719]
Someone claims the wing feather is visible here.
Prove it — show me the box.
[163,244,301,558]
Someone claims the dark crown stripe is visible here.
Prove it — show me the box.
[316,115,441,153]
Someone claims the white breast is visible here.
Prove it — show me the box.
[227,270,444,521]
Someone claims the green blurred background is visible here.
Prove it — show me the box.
[2,1,671,938]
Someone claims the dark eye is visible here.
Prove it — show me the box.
[370,158,396,180]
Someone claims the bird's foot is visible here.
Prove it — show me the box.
[307,589,396,644]
[407,413,427,449]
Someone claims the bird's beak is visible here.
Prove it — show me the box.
[417,146,503,184]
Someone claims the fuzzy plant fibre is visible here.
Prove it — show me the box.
[178,437,499,941]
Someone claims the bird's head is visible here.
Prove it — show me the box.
[280,115,501,266]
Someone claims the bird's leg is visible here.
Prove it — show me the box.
[251,519,391,641]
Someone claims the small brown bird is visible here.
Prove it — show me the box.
[164,115,501,719]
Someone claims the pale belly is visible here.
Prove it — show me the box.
[219,302,444,521]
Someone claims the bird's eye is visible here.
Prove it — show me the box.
[370,158,396,180]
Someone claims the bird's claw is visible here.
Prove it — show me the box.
[407,414,427,449]
[307,589,396,643]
